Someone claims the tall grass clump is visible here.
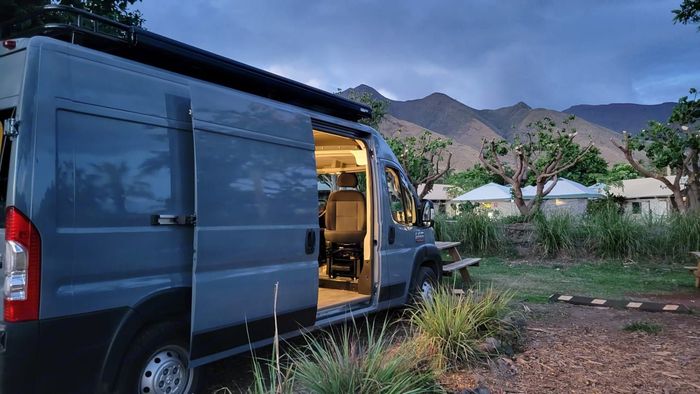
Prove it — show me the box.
[583,205,645,258]
[292,321,442,394]
[436,212,505,255]
[662,211,700,261]
[409,286,515,370]
[533,212,578,257]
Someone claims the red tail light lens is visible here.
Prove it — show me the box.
[3,207,41,322]
[2,40,16,50]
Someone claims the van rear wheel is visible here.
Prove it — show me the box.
[115,322,199,394]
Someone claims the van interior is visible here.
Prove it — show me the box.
[314,130,373,312]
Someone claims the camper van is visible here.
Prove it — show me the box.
[0,6,442,393]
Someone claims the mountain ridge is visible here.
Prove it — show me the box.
[341,84,654,170]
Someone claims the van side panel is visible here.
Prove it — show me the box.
[32,40,194,319]
[190,82,319,364]
[18,40,194,392]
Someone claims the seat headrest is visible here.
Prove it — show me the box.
[337,173,358,188]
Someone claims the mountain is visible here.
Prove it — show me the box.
[563,102,675,134]
[342,84,629,169]
[379,115,482,169]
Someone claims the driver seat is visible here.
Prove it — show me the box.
[325,173,366,244]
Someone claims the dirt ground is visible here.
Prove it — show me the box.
[442,303,700,394]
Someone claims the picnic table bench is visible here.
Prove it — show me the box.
[685,251,700,288]
[436,241,481,284]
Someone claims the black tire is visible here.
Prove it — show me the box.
[113,322,200,394]
[411,266,438,302]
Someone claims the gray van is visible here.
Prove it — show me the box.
[0,6,442,393]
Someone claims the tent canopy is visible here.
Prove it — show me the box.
[453,182,512,202]
[522,178,601,199]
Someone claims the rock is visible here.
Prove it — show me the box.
[460,386,491,394]
[478,337,501,353]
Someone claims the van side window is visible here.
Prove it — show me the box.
[384,167,415,226]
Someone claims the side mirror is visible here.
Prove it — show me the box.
[420,200,435,227]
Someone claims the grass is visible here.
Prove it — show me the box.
[434,213,505,255]
[457,258,696,303]
[623,321,662,334]
[436,209,700,263]
[292,321,442,394]
[408,286,515,370]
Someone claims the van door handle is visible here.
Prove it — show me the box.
[151,214,196,226]
[388,226,396,245]
[305,229,316,255]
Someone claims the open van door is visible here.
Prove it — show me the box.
[188,82,319,366]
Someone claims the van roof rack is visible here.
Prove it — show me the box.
[0,5,372,123]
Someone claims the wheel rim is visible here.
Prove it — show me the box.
[420,279,434,301]
[139,345,192,394]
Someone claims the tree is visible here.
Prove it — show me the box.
[345,91,453,198]
[1,0,145,26]
[387,131,452,198]
[527,145,608,186]
[444,164,505,197]
[596,163,641,186]
[673,0,700,30]
[480,116,594,218]
[612,89,699,212]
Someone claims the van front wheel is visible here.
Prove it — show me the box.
[114,322,199,394]
[411,266,437,302]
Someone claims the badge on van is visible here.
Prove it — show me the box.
[415,230,425,243]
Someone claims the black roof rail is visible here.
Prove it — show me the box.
[0,5,372,123]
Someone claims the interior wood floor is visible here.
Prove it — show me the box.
[318,287,370,310]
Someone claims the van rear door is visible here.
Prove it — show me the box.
[188,82,319,366]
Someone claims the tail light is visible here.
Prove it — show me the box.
[3,207,41,322]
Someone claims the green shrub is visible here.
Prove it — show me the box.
[533,213,578,257]
[292,321,442,394]
[246,357,295,394]
[623,321,662,334]
[663,212,700,261]
[408,286,514,370]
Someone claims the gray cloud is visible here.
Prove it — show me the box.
[136,0,700,109]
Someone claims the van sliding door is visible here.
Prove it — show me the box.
[188,82,319,366]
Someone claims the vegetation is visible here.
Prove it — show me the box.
[612,89,699,213]
[388,131,453,198]
[479,116,594,218]
[443,164,505,197]
[434,212,505,255]
[623,321,663,335]
[596,163,641,186]
[435,208,700,262]
[348,91,453,198]
[0,0,145,26]
[673,0,700,30]
[408,286,516,370]
[293,322,442,394]
[533,213,577,257]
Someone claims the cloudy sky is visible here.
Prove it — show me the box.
[135,0,699,110]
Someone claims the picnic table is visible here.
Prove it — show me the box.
[436,241,481,284]
[686,251,700,288]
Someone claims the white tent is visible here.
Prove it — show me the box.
[453,182,512,202]
[522,178,601,199]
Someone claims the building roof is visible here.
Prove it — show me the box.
[608,177,683,199]
[417,184,455,201]
[522,178,602,200]
[452,183,512,202]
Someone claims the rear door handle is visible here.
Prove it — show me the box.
[151,214,196,226]
[388,226,396,245]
